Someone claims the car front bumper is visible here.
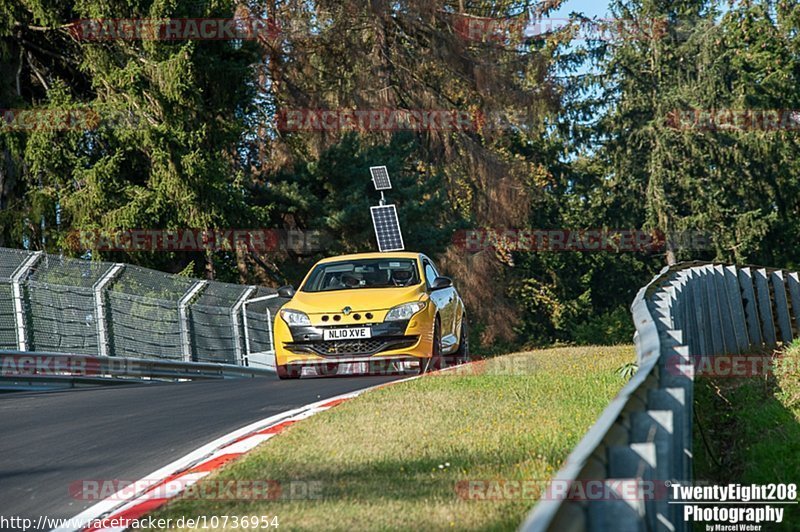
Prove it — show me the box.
[274,312,435,367]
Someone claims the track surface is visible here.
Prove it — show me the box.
[0,375,403,525]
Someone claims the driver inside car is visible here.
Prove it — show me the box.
[342,273,362,288]
[391,269,414,287]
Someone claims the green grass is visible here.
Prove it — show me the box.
[694,343,800,530]
[149,346,634,531]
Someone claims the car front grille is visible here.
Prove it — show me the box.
[285,336,418,357]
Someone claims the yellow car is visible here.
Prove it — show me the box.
[273,252,468,379]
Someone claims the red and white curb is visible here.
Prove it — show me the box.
[54,361,481,532]
[53,379,418,532]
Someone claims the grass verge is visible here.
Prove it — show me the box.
[694,342,800,530]
[149,346,634,531]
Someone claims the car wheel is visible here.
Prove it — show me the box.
[276,364,301,380]
[419,319,442,374]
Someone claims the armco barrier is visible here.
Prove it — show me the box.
[520,262,798,531]
[0,351,276,391]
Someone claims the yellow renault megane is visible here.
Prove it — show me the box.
[273,252,468,379]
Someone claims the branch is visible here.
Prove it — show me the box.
[16,45,23,96]
[16,21,77,31]
[27,51,50,92]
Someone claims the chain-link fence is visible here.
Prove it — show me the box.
[243,287,285,369]
[28,254,116,355]
[190,281,252,364]
[0,247,285,367]
[0,248,38,350]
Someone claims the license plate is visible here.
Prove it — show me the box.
[323,327,372,340]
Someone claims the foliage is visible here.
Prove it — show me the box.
[693,343,800,524]
[2,0,800,351]
[572,306,636,347]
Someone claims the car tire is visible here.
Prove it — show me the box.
[420,319,442,374]
[276,364,301,380]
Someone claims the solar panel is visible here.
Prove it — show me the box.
[370,166,392,191]
[370,205,405,252]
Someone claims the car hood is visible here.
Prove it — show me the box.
[286,285,426,314]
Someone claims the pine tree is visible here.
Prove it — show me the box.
[0,0,261,278]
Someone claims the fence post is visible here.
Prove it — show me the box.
[690,270,710,356]
[701,266,725,355]
[93,263,124,357]
[724,266,750,353]
[713,265,737,353]
[788,272,800,334]
[231,286,256,366]
[737,268,763,347]
[179,280,208,362]
[11,251,43,351]
[242,294,280,368]
[630,410,675,531]
[754,269,777,347]
[770,271,793,344]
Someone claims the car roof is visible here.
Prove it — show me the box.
[316,252,422,264]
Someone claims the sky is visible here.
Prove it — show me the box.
[551,0,613,19]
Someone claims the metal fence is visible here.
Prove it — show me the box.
[0,247,286,367]
[521,261,800,531]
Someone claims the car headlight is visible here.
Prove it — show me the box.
[385,301,426,322]
[280,309,311,326]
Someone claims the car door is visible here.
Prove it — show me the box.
[422,256,457,350]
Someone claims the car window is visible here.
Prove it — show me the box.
[424,261,439,289]
[302,259,421,293]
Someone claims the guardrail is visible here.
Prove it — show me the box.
[0,351,276,391]
[520,261,799,531]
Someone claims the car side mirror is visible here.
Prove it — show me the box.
[431,277,453,291]
[277,285,296,298]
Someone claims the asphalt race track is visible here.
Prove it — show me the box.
[0,375,404,526]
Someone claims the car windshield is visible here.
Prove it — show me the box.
[302,259,421,293]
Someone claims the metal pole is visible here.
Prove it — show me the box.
[231,286,256,366]
[266,307,275,354]
[178,280,208,362]
[243,294,281,305]
[11,251,43,351]
[93,263,124,357]
[242,300,251,367]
